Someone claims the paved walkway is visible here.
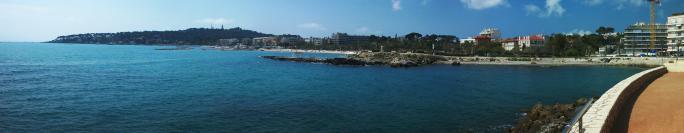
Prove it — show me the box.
[624,73,684,133]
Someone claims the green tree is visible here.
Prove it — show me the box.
[547,34,569,57]
[405,32,423,40]
[512,43,521,55]
[596,26,615,35]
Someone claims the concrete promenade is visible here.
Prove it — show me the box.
[568,62,683,132]
[621,72,684,132]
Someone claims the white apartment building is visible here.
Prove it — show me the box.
[622,22,668,56]
[667,13,684,53]
[517,35,545,48]
[501,38,518,51]
[459,37,476,45]
[479,28,501,40]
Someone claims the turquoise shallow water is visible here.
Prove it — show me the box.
[0,43,645,132]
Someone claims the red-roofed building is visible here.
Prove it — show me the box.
[501,38,519,51]
[518,35,545,48]
[474,35,491,45]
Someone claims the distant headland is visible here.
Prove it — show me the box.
[48,27,273,45]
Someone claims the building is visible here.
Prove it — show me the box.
[622,22,668,56]
[517,35,545,48]
[459,37,476,45]
[252,37,278,47]
[667,13,684,54]
[218,38,239,46]
[330,33,369,45]
[240,38,252,45]
[305,37,324,45]
[479,28,501,40]
[501,38,518,51]
[278,35,304,45]
[474,35,491,45]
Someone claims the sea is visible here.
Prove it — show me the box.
[0,43,645,132]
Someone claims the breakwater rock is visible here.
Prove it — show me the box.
[261,52,452,67]
[508,98,590,133]
[260,56,375,66]
[349,52,450,67]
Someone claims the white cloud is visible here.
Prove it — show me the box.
[391,0,401,11]
[615,0,646,10]
[524,0,565,17]
[356,27,369,33]
[583,0,604,6]
[524,5,541,16]
[565,29,594,36]
[195,18,234,25]
[544,0,565,17]
[297,22,326,30]
[460,0,508,10]
[582,0,649,10]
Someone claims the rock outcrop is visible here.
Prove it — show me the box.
[261,52,452,67]
[508,98,590,133]
[349,52,449,67]
[261,56,372,66]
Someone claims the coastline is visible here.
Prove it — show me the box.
[36,43,680,67]
[439,56,673,67]
[258,48,358,55]
[263,51,677,67]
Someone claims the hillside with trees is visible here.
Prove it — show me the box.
[48,27,272,45]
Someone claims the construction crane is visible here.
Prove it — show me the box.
[648,0,661,55]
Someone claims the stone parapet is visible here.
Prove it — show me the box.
[568,66,667,133]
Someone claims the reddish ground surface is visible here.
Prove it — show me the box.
[626,73,684,133]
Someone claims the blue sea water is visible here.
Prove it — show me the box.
[0,43,645,132]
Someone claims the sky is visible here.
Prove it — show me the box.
[0,0,683,42]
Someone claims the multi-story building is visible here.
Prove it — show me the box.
[330,33,369,45]
[501,38,518,51]
[240,38,252,45]
[252,37,278,46]
[459,37,476,45]
[622,22,668,56]
[278,34,304,45]
[667,13,684,54]
[218,38,239,46]
[517,35,545,48]
[479,28,501,40]
[474,35,491,45]
[305,37,324,45]
[498,35,544,51]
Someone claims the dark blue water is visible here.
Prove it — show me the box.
[0,43,645,132]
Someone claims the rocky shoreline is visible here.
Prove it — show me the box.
[261,52,677,68]
[261,56,373,66]
[261,52,458,67]
[508,98,591,133]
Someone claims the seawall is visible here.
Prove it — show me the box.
[567,66,668,133]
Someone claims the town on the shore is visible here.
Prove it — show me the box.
[227,13,683,58]
[50,13,684,59]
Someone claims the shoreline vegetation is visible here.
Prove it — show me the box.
[261,51,675,68]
